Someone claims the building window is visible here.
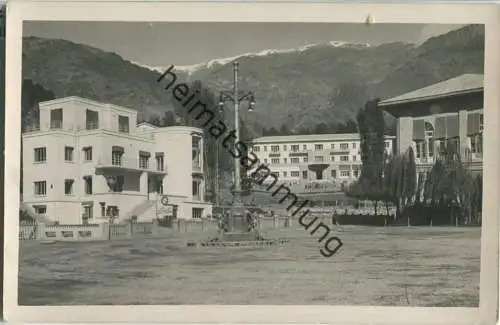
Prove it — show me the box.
[302,170,308,179]
[314,156,324,162]
[352,155,357,161]
[83,147,92,162]
[34,205,47,214]
[425,122,435,157]
[34,147,46,163]
[385,141,390,149]
[83,176,93,195]
[283,171,287,178]
[470,134,483,154]
[192,180,201,200]
[340,171,350,177]
[64,146,74,162]
[34,181,47,196]
[353,170,359,178]
[86,109,99,130]
[83,205,93,224]
[263,146,267,152]
[253,146,260,152]
[479,114,484,132]
[331,170,337,178]
[291,171,300,177]
[331,144,335,149]
[291,145,299,152]
[283,145,287,151]
[112,147,123,166]
[192,208,203,219]
[156,153,164,171]
[271,145,280,153]
[291,157,299,164]
[50,108,63,129]
[352,143,356,149]
[139,151,150,169]
[303,157,308,163]
[340,143,349,150]
[264,158,268,164]
[303,144,307,150]
[109,175,124,192]
[118,115,130,133]
[271,158,280,164]
[315,144,323,150]
[64,179,74,195]
[283,158,287,164]
[331,156,335,161]
[415,141,424,159]
[340,155,349,161]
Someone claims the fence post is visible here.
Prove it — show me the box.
[102,222,110,240]
[38,222,46,240]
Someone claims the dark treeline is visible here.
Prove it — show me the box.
[261,118,396,137]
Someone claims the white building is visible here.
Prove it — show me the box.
[249,133,395,189]
[22,96,212,224]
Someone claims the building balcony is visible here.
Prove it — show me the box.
[96,156,167,175]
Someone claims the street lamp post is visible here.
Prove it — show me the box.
[218,61,256,232]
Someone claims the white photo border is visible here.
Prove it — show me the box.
[3,1,499,324]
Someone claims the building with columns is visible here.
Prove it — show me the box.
[22,96,212,224]
[379,73,483,174]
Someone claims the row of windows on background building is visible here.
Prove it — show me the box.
[252,142,391,153]
[253,142,356,153]
[271,169,358,179]
[33,146,165,171]
[263,154,358,165]
[48,108,130,133]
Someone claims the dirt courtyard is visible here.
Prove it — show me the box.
[18,226,480,306]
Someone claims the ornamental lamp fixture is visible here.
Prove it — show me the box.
[248,93,256,112]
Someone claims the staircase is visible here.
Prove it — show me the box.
[124,199,157,222]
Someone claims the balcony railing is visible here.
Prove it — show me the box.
[86,121,99,130]
[50,120,63,129]
[96,156,167,173]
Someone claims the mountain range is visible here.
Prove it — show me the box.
[21,24,484,137]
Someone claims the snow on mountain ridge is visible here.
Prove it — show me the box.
[139,41,370,74]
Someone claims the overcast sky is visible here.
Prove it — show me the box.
[24,22,464,67]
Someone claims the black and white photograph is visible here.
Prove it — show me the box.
[3,2,500,324]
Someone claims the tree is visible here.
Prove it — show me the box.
[162,111,177,126]
[422,142,480,225]
[279,124,290,135]
[347,98,386,215]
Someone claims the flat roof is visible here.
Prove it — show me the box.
[252,133,395,144]
[39,96,138,113]
[379,73,483,107]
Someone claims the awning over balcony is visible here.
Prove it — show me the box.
[435,115,459,139]
[139,150,151,157]
[467,112,482,135]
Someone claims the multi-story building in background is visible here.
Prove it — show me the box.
[22,96,212,224]
[379,73,483,175]
[249,133,395,191]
